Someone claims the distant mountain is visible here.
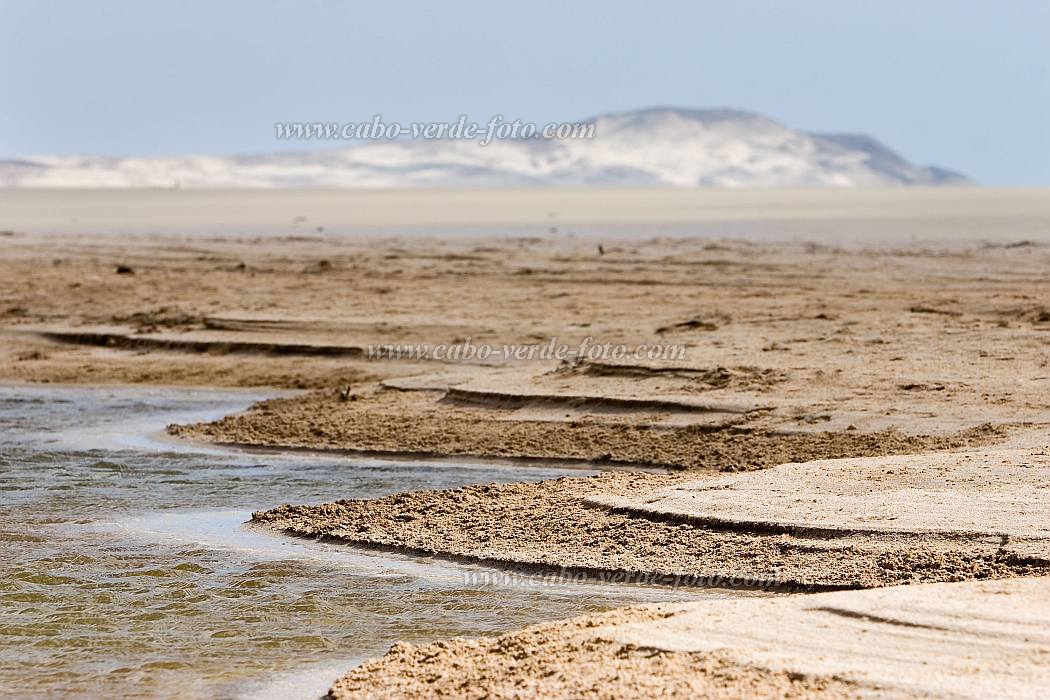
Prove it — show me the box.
[0,107,970,188]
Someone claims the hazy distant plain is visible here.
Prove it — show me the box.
[2,188,1048,245]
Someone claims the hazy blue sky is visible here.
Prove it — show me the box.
[2,0,1047,184]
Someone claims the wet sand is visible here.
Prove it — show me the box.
[3,189,1050,696]
[252,467,1045,592]
[1,384,709,698]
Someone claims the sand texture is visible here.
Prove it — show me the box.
[5,229,1050,588]
[328,577,1050,699]
[3,195,1050,698]
[253,467,1048,590]
[591,448,1050,542]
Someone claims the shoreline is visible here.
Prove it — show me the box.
[175,437,676,474]
[4,220,1050,696]
[248,526,843,595]
[323,577,1050,700]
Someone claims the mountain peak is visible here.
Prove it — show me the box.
[591,106,769,123]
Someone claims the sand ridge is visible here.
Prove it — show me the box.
[592,447,1050,542]
[4,222,1050,696]
[326,577,1050,699]
[326,605,864,700]
[252,463,1048,592]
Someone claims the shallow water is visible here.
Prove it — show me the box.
[0,385,723,698]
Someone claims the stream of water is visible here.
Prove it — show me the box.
[0,384,729,698]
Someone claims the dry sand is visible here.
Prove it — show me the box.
[327,577,1050,700]
[3,191,1050,696]
[326,606,862,700]
[593,447,1050,544]
[252,468,1046,592]
[4,187,1048,241]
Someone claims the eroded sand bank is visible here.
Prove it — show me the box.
[327,577,1050,699]
[3,191,1050,696]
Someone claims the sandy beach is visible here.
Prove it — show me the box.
[3,188,1050,697]
[8,0,1050,694]
[325,576,1050,699]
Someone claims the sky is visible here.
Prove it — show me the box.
[1,0,1048,185]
